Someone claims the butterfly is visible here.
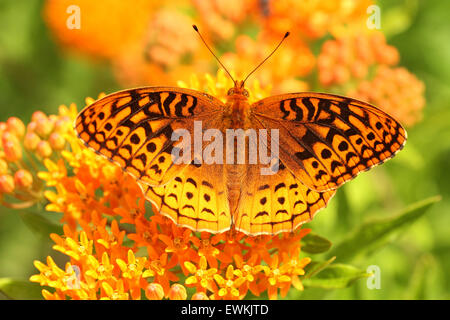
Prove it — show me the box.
[75,27,407,236]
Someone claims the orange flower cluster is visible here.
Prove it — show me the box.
[44,0,157,60]
[112,8,205,87]
[43,0,376,93]
[0,105,75,209]
[221,35,313,93]
[143,10,198,69]
[260,0,374,39]
[318,32,399,87]
[347,66,425,127]
[29,73,312,300]
[192,0,257,40]
[316,31,425,126]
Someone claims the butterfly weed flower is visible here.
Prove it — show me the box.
[318,32,399,87]
[220,35,314,93]
[256,251,310,300]
[101,280,129,300]
[0,174,15,195]
[192,0,252,41]
[113,8,203,87]
[168,283,188,300]
[143,10,198,69]
[44,0,156,60]
[145,282,165,300]
[184,256,218,293]
[261,0,374,39]
[0,106,74,209]
[213,264,246,300]
[191,291,210,300]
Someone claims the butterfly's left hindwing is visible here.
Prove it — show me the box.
[251,92,407,192]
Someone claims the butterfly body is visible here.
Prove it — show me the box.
[75,83,406,235]
[206,81,253,218]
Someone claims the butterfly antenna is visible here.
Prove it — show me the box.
[242,32,290,85]
[192,25,236,84]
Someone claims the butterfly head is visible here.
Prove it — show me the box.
[227,80,249,98]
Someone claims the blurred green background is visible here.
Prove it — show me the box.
[0,0,449,299]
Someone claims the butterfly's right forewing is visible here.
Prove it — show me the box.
[251,92,407,193]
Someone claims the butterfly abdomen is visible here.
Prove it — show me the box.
[226,164,246,216]
[223,96,253,216]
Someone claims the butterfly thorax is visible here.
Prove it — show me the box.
[224,81,251,128]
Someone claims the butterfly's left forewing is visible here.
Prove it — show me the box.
[76,87,233,233]
[75,87,223,187]
[251,92,407,192]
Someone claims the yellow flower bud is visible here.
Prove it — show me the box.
[54,118,71,133]
[24,132,41,151]
[0,159,8,175]
[191,292,209,300]
[6,117,25,138]
[0,174,15,194]
[31,111,47,122]
[14,169,33,188]
[35,117,54,138]
[27,121,37,133]
[36,140,52,158]
[49,132,65,150]
[168,284,187,300]
[145,283,164,300]
[2,132,22,162]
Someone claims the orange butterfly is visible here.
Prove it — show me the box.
[75,26,406,236]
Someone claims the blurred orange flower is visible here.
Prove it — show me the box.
[262,0,374,39]
[44,0,156,60]
[221,34,313,93]
[318,32,399,87]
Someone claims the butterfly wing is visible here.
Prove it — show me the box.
[140,162,231,233]
[75,87,233,232]
[234,162,335,235]
[75,87,224,186]
[251,92,407,192]
[229,114,334,235]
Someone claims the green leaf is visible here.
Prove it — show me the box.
[303,264,370,289]
[304,256,336,279]
[329,196,441,262]
[0,278,43,300]
[302,233,332,254]
[19,212,63,237]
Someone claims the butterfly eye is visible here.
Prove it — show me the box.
[243,89,249,97]
[227,88,235,95]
